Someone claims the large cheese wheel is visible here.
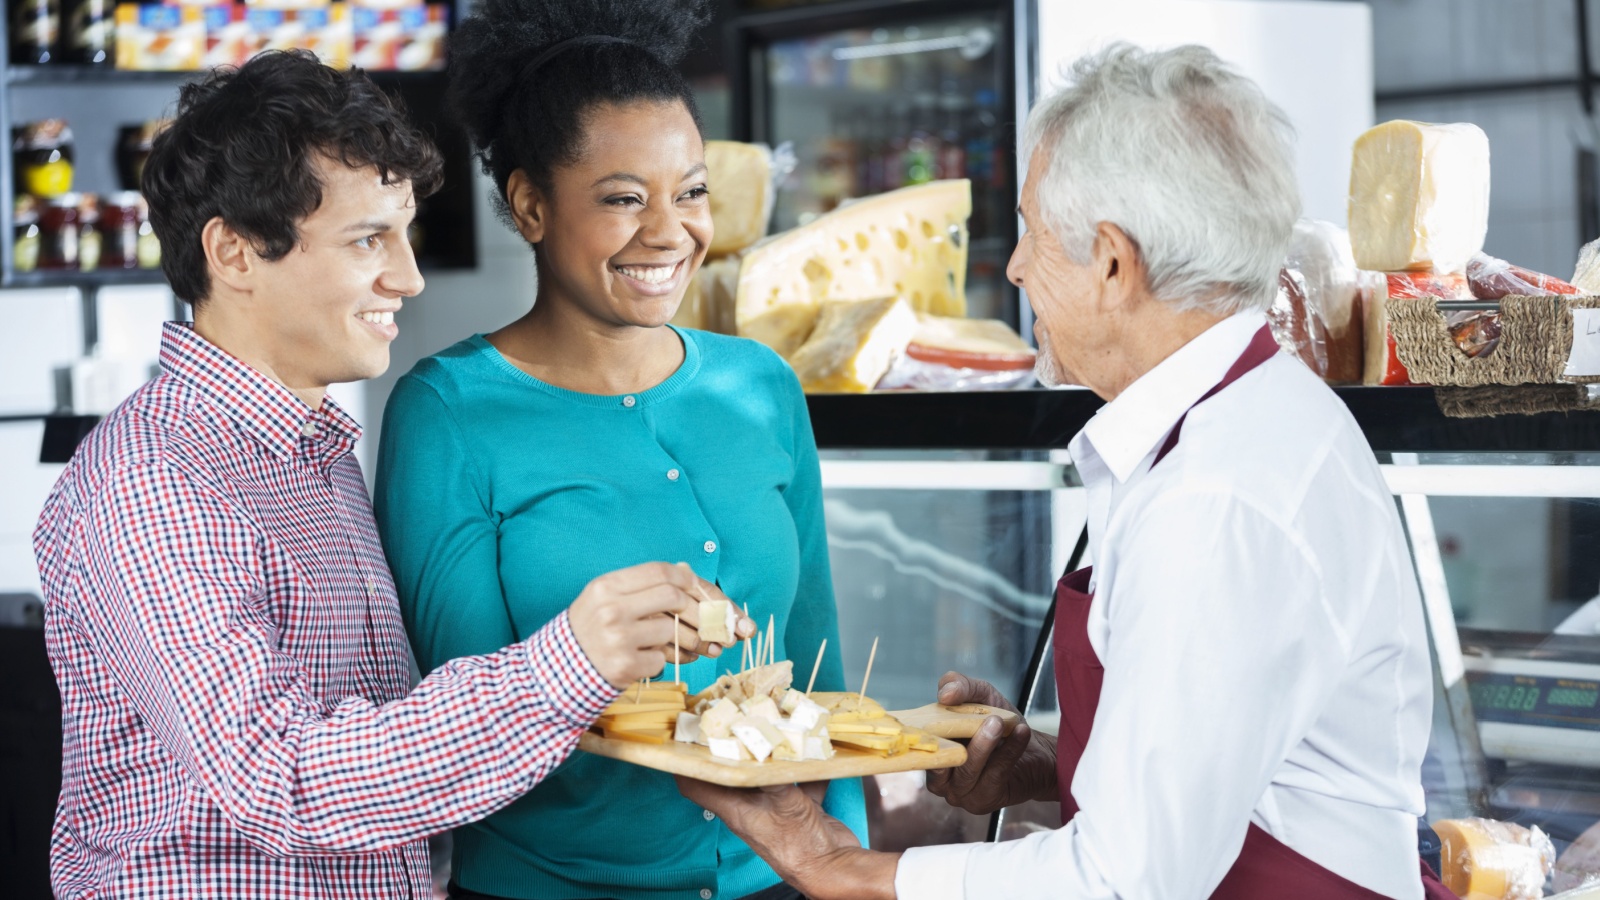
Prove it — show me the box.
[734,180,971,357]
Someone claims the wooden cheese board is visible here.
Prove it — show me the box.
[577,702,1017,788]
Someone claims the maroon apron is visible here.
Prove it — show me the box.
[1051,325,1454,899]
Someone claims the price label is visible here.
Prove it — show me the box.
[1564,308,1600,378]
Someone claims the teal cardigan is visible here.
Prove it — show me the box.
[374,326,867,900]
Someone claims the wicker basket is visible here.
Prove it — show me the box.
[1387,294,1600,386]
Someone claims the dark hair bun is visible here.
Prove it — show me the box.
[448,0,711,231]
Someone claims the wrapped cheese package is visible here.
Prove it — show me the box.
[1363,271,1473,385]
[877,314,1036,391]
[704,141,795,258]
[1269,219,1368,384]
[1468,252,1581,300]
[1434,817,1554,900]
[734,180,971,357]
[1348,120,1490,274]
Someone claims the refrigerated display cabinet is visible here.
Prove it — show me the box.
[726,0,1026,326]
[810,385,1600,890]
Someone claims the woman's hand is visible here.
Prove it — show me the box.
[677,778,899,900]
[923,671,1059,815]
[568,562,752,688]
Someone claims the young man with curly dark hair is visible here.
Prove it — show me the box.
[32,49,744,899]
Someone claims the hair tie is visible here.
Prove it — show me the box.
[521,35,634,79]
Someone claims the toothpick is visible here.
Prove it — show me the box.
[674,612,681,686]
[744,604,753,672]
[857,636,879,711]
[767,615,776,666]
[805,639,827,696]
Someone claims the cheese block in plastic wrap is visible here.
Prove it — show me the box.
[1574,238,1600,294]
[1269,219,1367,384]
[1363,271,1473,385]
[878,314,1036,391]
[787,297,918,394]
[734,180,971,357]
[670,256,743,334]
[706,141,774,257]
[1434,818,1554,900]
[1348,120,1490,274]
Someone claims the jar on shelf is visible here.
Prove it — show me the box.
[115,120,167,192]
[99,191,144,270]
[15,120,75,199]
[77,193,100,271]
[38,193,81,270]
[63,0,112,64]
[136,220,161,270]
[14,196,40,274]
[11,0,60,64]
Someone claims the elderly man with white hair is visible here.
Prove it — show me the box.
[679,44,1457,900]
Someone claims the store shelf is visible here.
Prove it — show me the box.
[6,65,198,85]
[808,386,1600,454]
[4,269,168,290]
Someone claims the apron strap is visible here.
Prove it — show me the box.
[1152,325,1281,468]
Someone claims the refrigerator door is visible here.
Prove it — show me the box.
[1034,0,1374,226]
[753,6,1018,323]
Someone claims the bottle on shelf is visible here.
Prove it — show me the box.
[62,0,112,65]
[11,0,60,64]
[15,120,76,200]
[902,97,937,186]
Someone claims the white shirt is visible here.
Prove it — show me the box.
[895,313,1433,900]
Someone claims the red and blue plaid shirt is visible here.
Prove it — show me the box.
[34,322,619,899]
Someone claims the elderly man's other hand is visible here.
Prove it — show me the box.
[676,778,899,900]
[925,671,1058,815]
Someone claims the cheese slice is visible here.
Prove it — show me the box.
[1348,120,1490,274]
[735,180,971,356]
[706,141,773,257]
[787,297,919,394]
[906,314,1036,371]
[697,598,733,644]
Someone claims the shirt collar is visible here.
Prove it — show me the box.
[1071,311,1266,483]
[158,322,363,464]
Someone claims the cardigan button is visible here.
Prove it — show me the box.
[622,395,637,408]
[702,808,715,821]
[701,890,713,899]
[704,540,717,554]
[668,469,680,481]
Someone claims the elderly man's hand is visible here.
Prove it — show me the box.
[924,671,1059,815]
[676,778,899,900]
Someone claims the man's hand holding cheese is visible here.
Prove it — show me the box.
[679,44,1450,900]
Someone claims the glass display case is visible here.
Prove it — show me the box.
[812,386,1600,890]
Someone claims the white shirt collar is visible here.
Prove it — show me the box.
[1071,311,1267,483]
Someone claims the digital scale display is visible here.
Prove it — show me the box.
[1466,672,1600,732]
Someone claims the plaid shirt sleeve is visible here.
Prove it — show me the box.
[73,458,619,856]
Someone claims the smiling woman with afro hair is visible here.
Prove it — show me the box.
[372,2,868,899]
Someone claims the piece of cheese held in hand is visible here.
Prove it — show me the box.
[787,297,919,393]
[1348,120,1490,274]
[705,141,774,257]
[735,179,971,357]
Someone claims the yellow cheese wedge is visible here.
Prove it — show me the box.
[602,710,684,731]
[829,732,901,753]
[1348,120,1490,274]
[907,314,1036,368]
[813,693,887,716]
[734,180,971,356]
[706,141,773,257]
[600,727,668,745]
[671,255,743,334]
[1434,818,1554,900]
[601,699,687,716]
[826,718,903,735]
[787,297,919,394]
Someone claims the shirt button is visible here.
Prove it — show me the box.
[700,890,713,900]
[622,395,637,408]
[702,808,715,821]
[668,469,681,481]
[704,540,716,554]
[300,421,318,438]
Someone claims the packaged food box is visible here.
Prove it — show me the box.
[351,3,444,71]
[115,3,205,70]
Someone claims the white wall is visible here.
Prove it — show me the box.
[1035,0,1375,226]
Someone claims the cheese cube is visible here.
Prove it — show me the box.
[731,717,784,763]
[773,720,807,755]
[803,736,834,761]
[673,712,702,744]
[706,141,773,257]
[739,696,782,724]
[787,297,919,394]
[698,598,733,644]
[735,180,971,356]
[708,736,749,761]
[788,697,829,734]
[1348,120,1490,274]
[700,698,740,740]
[779,688,807,714]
